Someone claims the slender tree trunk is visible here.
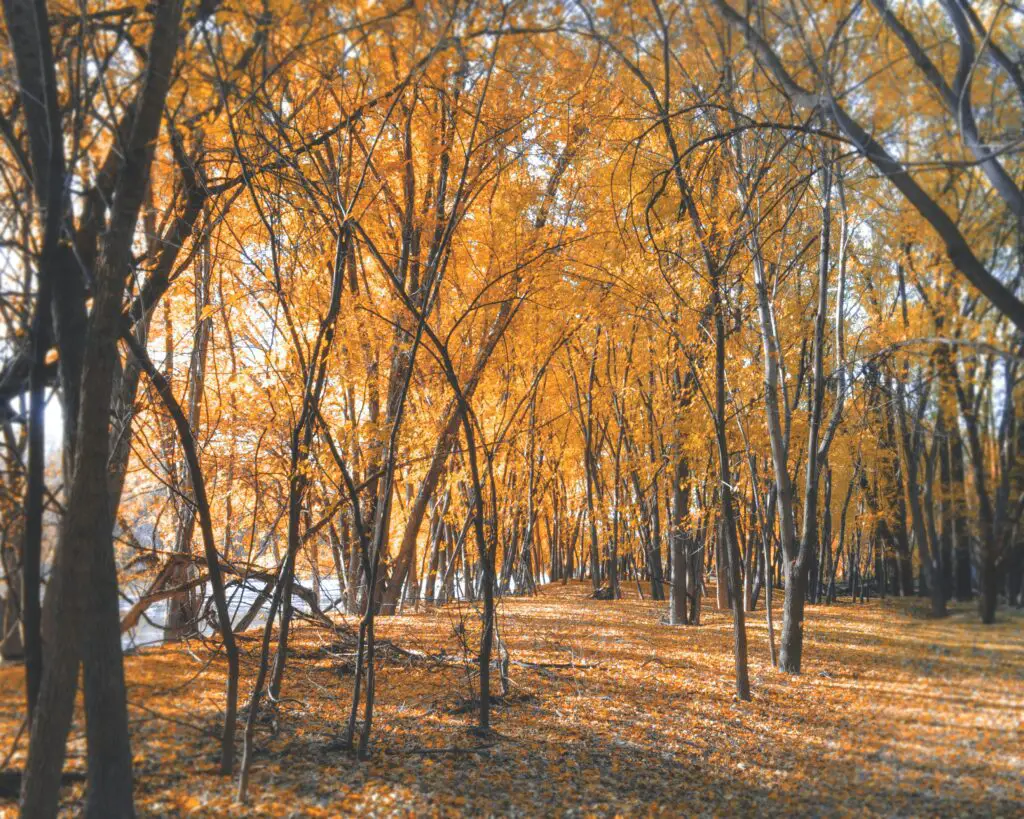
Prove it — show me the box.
[713,290,750,701]
[125,333,240,773]
[669,459,689,625]
[895,378,946,617]
[21,286,47,714]
[609,433,623,599]
[166,239,212,640]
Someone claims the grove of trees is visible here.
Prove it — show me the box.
[0,0,1022,814]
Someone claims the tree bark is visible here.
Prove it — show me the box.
[21,0,184,812]
[669,459,689,625]
[713,288,750,701]
[124,333,240,773]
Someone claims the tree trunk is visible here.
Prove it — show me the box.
[713,293,750,701]
[948,431,973,600]
[166,240,212,640]
[21,0,184,810]
[669,459,689,625]
[125,333,240,773]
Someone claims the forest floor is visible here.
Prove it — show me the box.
[0,582,1022,817]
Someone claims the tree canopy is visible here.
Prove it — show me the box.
[0,0,1022,815]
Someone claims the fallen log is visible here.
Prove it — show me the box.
[119,553,323,634]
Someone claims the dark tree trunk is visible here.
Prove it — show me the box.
[779,563,807,671]
[713,295,749,701]
[948,432,973,601]
[669,459,689,625]
[21,292,46,714]
[20,0,184,811]
[125,334,239,773]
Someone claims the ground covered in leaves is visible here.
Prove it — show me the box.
[1,583,1022,817]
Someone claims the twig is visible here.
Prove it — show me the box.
[513,660,601,670]
[0,718,26,769]
[390,744,495,756]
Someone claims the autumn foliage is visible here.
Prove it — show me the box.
[0,0,1022,815]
